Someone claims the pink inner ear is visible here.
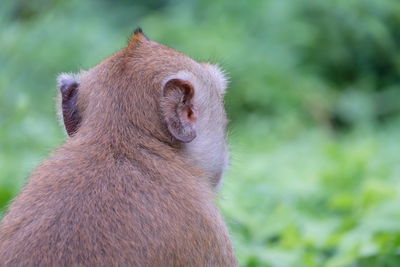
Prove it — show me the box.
[162,78,197,143]
[184,106,197,122]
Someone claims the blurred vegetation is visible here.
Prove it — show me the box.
[1,0,400,266]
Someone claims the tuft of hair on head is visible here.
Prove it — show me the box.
[128,27,149,47]
[134,27,143,35]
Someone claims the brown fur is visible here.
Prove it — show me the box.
[0,31,237,266]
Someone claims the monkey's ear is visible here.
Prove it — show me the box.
[57,73,82,137]
[161,79,197,143]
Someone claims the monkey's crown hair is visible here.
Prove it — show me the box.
[129,27,149,46]
[134,27,143,35]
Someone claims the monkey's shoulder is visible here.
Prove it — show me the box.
[0,157,233,266]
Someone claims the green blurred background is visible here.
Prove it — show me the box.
[1,0,400,266]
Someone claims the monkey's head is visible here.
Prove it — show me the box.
[57,28,229,188]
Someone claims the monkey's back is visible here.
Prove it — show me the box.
[0,146,237,267]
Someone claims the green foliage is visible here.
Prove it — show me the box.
[221,120,400,266]
[1,0,400,266]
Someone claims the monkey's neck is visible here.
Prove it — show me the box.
[70,113,180,162]
[65,128,205,187]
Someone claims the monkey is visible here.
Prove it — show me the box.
[0,28,237,266]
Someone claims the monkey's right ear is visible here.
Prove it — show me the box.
[57,73,82,137]
[161,78,197,143]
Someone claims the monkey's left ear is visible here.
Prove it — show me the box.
[57,73,82,137]
[161,79,197,143]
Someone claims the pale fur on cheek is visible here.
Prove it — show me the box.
[162,69,229,189]
[202,63,229,94]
